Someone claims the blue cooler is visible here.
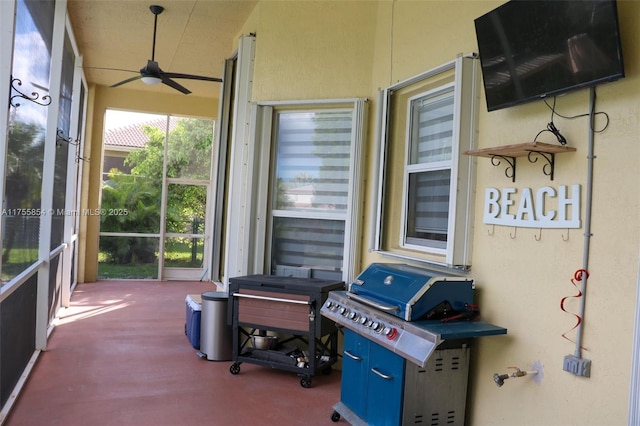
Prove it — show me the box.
[185,294,202,349]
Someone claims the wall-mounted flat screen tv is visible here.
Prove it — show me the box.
[474,0,625,112]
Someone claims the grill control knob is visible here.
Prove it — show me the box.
[384,327,398,340]
[358,317,367,325]
[325,301,334,309]
[348,311,357,320]
[365,319,373,327]
[371,321,381,331]
[339,307,347,315]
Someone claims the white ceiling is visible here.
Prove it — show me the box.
[66,0,258,98]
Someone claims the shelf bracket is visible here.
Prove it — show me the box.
[490,155,516,182]
[527,150,555,180]
[465,142,576,183]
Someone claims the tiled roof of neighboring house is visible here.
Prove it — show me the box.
[104,116,180,149]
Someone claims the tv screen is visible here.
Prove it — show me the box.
[474,0,625,112]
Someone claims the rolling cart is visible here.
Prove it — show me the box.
[227,274,343,388]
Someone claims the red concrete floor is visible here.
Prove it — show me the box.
[6,280,343,426]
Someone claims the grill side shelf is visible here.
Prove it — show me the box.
[415,320,507,340]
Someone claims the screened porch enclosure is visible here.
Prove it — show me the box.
[98,111,214,280]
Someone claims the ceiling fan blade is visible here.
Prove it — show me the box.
[161,77,191,95]
[85,66,139,74]
[162,72,222,83]
[111,75,143,88]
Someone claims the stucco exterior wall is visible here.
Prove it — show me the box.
[245,1,378,101]
[240,1,640,424]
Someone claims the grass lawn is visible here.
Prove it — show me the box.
[98,262,159,279]
[98,240,202,279]
[1,247,39,281]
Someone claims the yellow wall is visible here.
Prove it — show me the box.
[240,1,640,424]
[241,1,378,100]
[78,85,217,283]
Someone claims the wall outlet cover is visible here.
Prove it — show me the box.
[563,354,591,377]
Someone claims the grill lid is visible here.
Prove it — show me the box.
[347,263,474,321]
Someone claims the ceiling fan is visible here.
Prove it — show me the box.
[107,5,222,94]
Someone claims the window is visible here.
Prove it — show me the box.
[252,100,366,282]
[373,55,478,268]
[270,110,353,280]
[403,87,455,250]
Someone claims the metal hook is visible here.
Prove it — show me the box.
[488,224,495,236]
[534,228,542,241]
[562,228,570,242]
[510,227,517,239]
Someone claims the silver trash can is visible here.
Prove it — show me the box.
[199,291,232,361]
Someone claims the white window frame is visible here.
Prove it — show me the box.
[401,84,456,254]
[220,35,255,289]
[253,99,367,283]
[371,54,479,268]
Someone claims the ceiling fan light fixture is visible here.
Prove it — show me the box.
[141,76,162,85]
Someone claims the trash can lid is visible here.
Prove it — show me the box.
[202,291,228,301]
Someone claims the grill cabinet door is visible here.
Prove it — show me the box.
[341,329,405,425]
[341,329,369,420]
[367,341,405,425]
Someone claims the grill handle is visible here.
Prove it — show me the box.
[232,292,311,305]
[371,368,393,380]
[343,350,362,361]
[346,291,400,313]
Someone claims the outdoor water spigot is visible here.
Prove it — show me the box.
[510,367,529,378]
[494,366,539,387]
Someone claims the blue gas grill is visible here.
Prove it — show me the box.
[321,263,507,426]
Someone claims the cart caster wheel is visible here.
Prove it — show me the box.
[229,363,241,375]
[331,411,340,422]
[300,376,312,388]
[322,366,333,375]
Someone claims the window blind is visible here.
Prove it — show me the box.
[406,89,455,249]
[275,111,352,212]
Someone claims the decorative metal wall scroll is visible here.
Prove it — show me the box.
[9,76,52,108]
[56,128,80,146]
[56,128,88,162]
